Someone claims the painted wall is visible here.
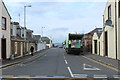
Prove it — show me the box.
[37,42,46,51]
[117,1,120,60]
[92,33,99,55]
[1,1,11,59]
[103,0,117,59]
[99,33,104,56]
[101,0,120,60]
[118,18,120,60]
[0,0,2,60]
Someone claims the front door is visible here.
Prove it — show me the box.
[94,40,97,54]
[1,39,6,59]
[104,31,108,56]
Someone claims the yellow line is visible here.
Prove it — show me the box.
[82,56,120,72]
[0,77,108,80]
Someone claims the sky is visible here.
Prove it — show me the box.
[3,0,107,43]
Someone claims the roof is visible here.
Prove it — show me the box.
[41,37,50,44]
[33,35,41,40]
[86,28,102,36]
[26,37,35,41]
[2,1,11,19]
[41,37,50,41]
[26,29,33,33]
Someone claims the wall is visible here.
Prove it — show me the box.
[117,1,120,60]
[2,1,11,59]
[37,42,46,51]
[103,1,116,59]
[99,33,104,56]
[0,0,2,60]
[118,18,120,60]
[92,33,99,55]
[11,40,32,58]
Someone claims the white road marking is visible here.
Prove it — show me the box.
[83,64,101,71]
[67,67,74,77]
[65,60,68,64]
[73,74,87,78]
[93,75,107,78]
[113,75,120,78]
[64,56,65,59]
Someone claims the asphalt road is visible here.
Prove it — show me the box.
[2,48,119,79]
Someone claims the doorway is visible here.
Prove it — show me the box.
[104,31,108,56]
[99,42,100,55]
[94,40,97,54]
[1,39,6,59]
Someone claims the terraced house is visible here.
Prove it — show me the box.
[10,22,36,58]
[92,0,120,60]
[0,0,11,60]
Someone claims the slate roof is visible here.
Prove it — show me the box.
[41,37,50,44]
[33,35,41,41]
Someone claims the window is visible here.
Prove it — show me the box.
[108,5,111,19]
[118,1,120,17]
[2,17,7,30]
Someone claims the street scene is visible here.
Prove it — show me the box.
[0,0,120,80]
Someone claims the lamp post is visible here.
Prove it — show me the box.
[24,5,31,40]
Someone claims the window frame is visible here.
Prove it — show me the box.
[2,17,7,30]
[108,5,111,20]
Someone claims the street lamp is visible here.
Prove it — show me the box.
[24,5,31,40]
[24,5,31,28]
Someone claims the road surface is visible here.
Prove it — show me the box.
[2,48,119,79]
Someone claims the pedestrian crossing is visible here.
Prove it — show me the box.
[1,74,120,79]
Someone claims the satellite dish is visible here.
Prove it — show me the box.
[105,19,112,26]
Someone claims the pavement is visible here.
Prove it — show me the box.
[83,52,120,71]
[0,49,48,69]
[1,48,120,79]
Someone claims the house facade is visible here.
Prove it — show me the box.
[102,0,120,60]
[41,37,52,49]
[82,28,102,52]
[10,22,47,59]
[10,22,36,58]
[92,31,102,55]
[0,0,2,60]
[11,22,26,58]
[92,0,120,60]
[103,0,120,60]
[0,0,11,60]
[33,35,46,51]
